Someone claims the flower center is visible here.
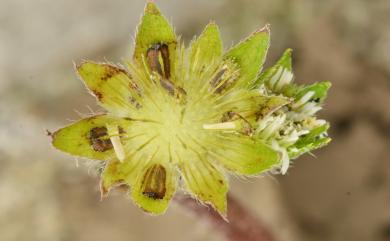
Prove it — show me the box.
[127,87,216,164]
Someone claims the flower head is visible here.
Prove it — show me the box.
[51,2,331,217]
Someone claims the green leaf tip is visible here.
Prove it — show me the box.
[278,48,293,71]
[145,1,161,15]
[190,22,223,72]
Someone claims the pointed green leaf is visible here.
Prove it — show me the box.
[189,23,223,72]
[277,48,292,71]
[134,2,177,78]
[295,81,332,104]
[295,123,330,147]
[52,115,129,160]
[288,137,331,159]
[77,61,141,117]
[131,162,178,215]
[209,133,280,175]
[179,158,228,216]
[224,25,270,88]
[288,123,331,159]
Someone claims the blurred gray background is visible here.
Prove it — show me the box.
[1,0,389,241]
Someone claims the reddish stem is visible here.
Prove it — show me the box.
[175,194,278,241]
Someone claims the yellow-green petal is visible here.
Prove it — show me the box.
[210,133,280,175]
[217,89,291,121]
[77,61,141,117]
[100,158,141,196]
[134,2,177,78]
[189,22,223,73]
[131,162,178,215]
[51,115,129,160]
[224,25,270,88]
[179,158,228,216]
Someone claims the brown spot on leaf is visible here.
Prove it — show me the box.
[89,127,112,152]
[142,164,167,200]
[92,90,103,100]
[159,79,176,95]
[146,44,187,101]
[46,129,53,137]
[210,61,239,93]
[146,44,170,79]
[159,79,187,100]
[147,45,163,76]
[129,81,140,93]
[129,97,142,109]
[221,111,237,122]
[118,126,125,135]
[211,68,227,87]
[159,44,170,79]
[210,68,233,93]
[101,64,128,81]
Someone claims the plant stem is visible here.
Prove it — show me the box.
[175,194,278,241]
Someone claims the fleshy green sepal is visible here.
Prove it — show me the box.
[224,25,270,88]
[134,2,177,77]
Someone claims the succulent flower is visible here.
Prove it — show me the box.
[51,2,331,217]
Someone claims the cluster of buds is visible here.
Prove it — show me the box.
[256,49,331,174]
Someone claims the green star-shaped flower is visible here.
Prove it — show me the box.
[51,2,331,217]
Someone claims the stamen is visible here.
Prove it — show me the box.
[110,135,126,162]
[203,122,236,130]
[106,124,126,162]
